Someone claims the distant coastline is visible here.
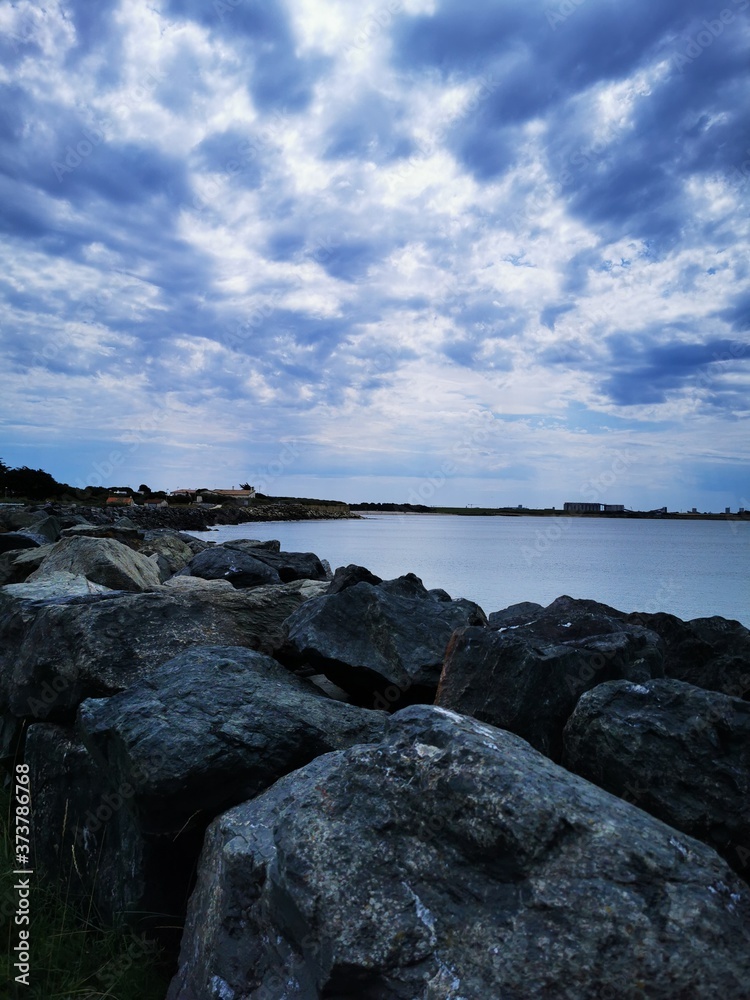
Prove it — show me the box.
[352,503,750,522]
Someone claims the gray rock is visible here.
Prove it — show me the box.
[0,532,41,554]
[23,514,61,543]
[0,581,327,723]
[283,573,486,704]
[161,575,235,593]
[488,600,544,629]
[327,563,382,594]
[436,611,663,760]
[176,532,213,555]
[242,547,329,583]
[168,705,750,1000]
[29,536,162,592]
[78,646,387,835]
[137,531,201,577]
[181,546,281,587]
[223,538,281,554]
[60,522,144,544]
[2,572,115,603]
[562,678,750,877]
[0,545,56,586]
[25,723,149,921]
[622,610,750,699]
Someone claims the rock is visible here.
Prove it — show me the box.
[562,678,750,877]
[622,611,750,699]
[28,536,162,592]
[0,581,327,723]
[176,532,213,555]
[436,612,663,760]
[60,523,144,545]
[2,572,115,602]
[137,531,198,577]
[223,538,281,554]
[180,546,281,588]
[0,545,55,586]
[327,563,382,594]
[0,532,41,554]
[488,600,544,629]
[168,705,750,1000]
[24,723,150,922]
[161,576,235,593]
[283,573,486,706]
[78,646,387,836]
[23,514,61,543]
[242,547,329,583]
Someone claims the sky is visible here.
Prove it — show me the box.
[1,0,749,510]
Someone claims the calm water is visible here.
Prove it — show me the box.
[188,515,750,626]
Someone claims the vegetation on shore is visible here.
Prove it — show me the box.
[0,778,170,999]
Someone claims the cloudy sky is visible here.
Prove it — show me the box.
[1,0,749,509]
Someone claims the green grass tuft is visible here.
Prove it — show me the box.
[1,777,171,1000]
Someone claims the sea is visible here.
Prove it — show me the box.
[187,514,750,627]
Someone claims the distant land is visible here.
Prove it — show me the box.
[1,461,748,522]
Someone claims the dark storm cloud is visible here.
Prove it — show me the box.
[393,0,750,242]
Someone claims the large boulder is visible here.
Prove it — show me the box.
[168,706,750,1000]
[179,546,281,587]
[25,723,150,922]
[562,678,750,877]
[436,609,664,760]
[0,580,328,725]
[78,646,387,835]
[28,536,161,592]
[622,611,750,699]
[243,547,329,583]
[327,563,383,594]
[283,573,487,706]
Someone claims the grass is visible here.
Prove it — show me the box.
[0,776,172,1000]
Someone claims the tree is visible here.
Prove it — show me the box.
[2,465,66,500]
[138,484,151,494]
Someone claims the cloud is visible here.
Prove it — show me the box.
[0,0,747,509]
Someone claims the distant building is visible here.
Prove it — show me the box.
[106,495,133,506]
[169,487,256,506]
[602,504,625,512]
[564,502,602,513]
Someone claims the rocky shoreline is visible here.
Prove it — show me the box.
[1,506,750,998]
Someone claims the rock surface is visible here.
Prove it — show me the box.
[327,563,383,594]
[0,581,327,723]
[0,532,42,554]
[28,536,162,592]
[168,705,750,1000]
[283,573,486,705]
[179,545,282,587]
[622,611,750,699]
[78,646,387,835]
[563,678,750,877]
[436,608,664,760]
[25,723,149,921]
